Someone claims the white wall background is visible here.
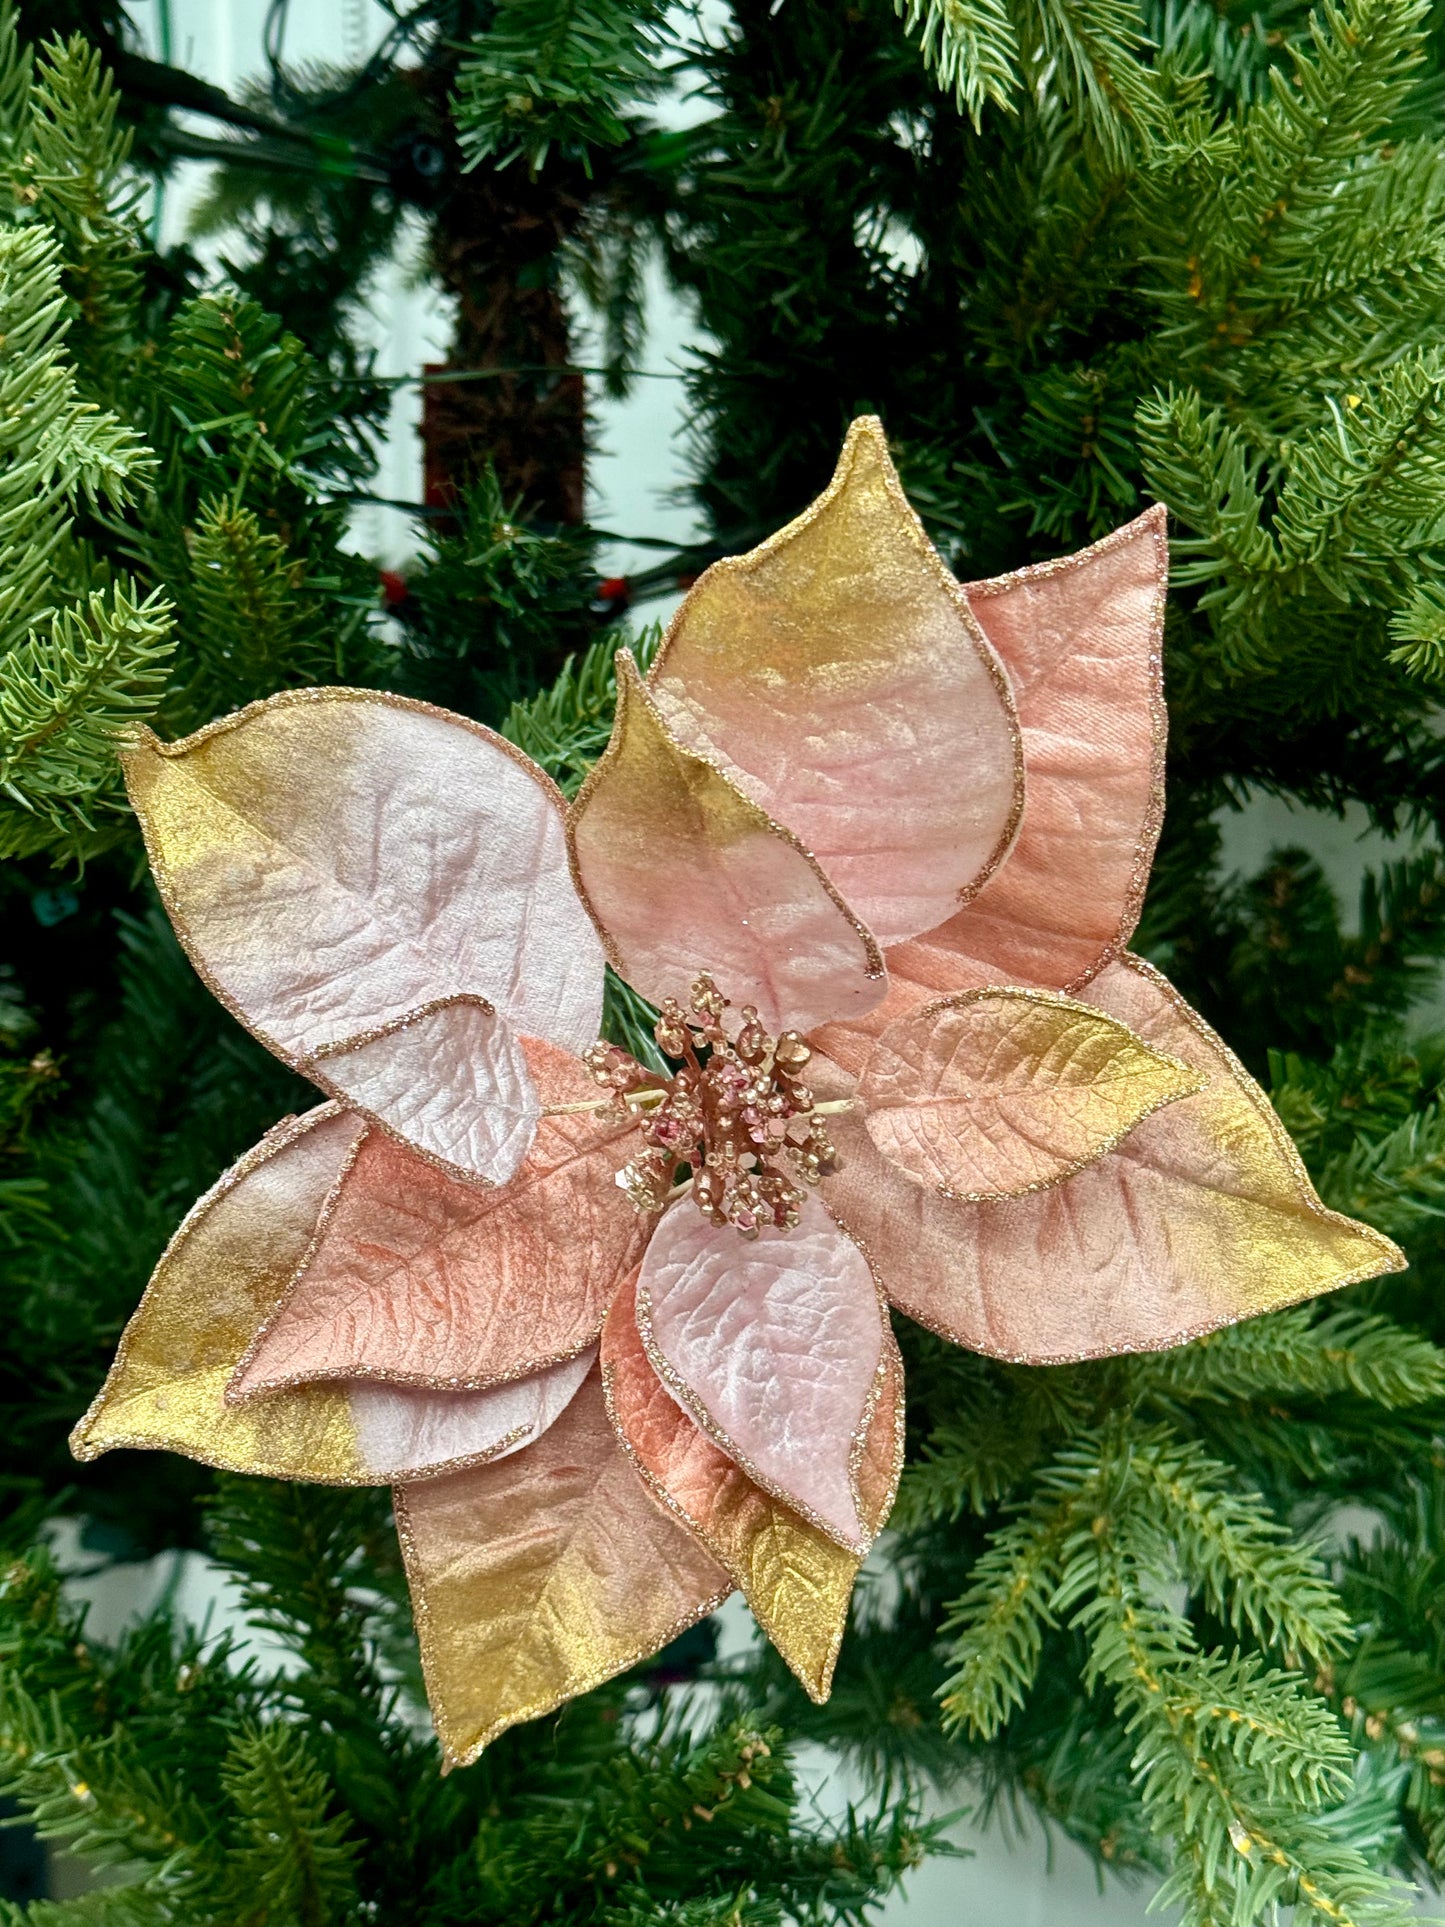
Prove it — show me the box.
[62,6,1436,1920]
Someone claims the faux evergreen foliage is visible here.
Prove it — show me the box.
[3,0,1445,1923]
[0,221,169,861]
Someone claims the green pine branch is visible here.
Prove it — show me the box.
[454,0,669,173]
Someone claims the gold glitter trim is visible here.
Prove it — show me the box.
[858,983,1205,1205]
[633,1204,894,1558]
[644,415,1026,911]
[963,504,1169,985]
[566,651,886,995]
[393,1472,732,1771]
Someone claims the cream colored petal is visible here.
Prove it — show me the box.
[820,956,1405,1361]
[69,1107,375,1483]
[395,1369,731,1766]
[123,688,605,1180]
[647,416,1023,945]
[348,1349,595,1480]
[859,986,1201,1199]
[568,654,885,1034]
[635,1195,885,1553]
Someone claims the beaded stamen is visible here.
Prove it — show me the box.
[583,973,841,1239]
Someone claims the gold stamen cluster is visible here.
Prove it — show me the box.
[583,973,840,1238]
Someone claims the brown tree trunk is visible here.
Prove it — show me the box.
[422,117,589,525]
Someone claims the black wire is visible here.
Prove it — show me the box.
[261,0,453,124]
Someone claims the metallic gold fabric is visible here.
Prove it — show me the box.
[568,654,884,1035]
[858,986,1202,1199]
[395,1369,731,1766]
[70,1107,371,1482]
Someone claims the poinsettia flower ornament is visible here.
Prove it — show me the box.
[73,419,1402,1765]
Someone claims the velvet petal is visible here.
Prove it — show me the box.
[859,986,1201,1199]
[810,508,1168,1076]
[305,998,539,1184]
[820,957,1404,1361]
[646,416,1023,945]
[123,688,605,1180]
[568,654,885,1035]
[602,1269,903,1700]
[636,1195,885,1550]
[70,1106,380,1483]
[229,1041,647,1399]
[348,1348,595,1480]
[395,1368,731,1765]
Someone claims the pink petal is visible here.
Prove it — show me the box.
[647,417,1023,944]
[348,1348,595,1480]
[568,655,885,1034]
[123,689,605,1179]
[229,1042,647,1399]
[395,1367,730,1764]
[858,987,1200,1198]
[636,1195,884,1550]
[809,509,1168,1076]
[819,958,1403,1361]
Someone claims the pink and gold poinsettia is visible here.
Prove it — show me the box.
[71,418,1403,1767]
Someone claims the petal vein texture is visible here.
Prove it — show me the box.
[820,956,1404,1361]
[569,654,885,1034]
[636,1195,885,1549]
[229,1039,646,1398]
[123,688,605,1180]
[859,986,1202,1198]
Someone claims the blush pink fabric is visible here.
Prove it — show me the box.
[857,988,1198,1198]
[568,657,886,1036]
[809,509,1167,1076]
[817,958,1402,1361]
[307,999,538,1184]
[646,419,1021,946]
[124,691,606,1176]
[228,1043,647,1399]
[636,1195,884,1549]
[348,1347,595,1479]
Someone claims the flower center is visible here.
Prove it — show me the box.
[582,973,841,1239]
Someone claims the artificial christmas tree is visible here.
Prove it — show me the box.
[3,3,1445,1924]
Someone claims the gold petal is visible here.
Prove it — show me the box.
[69,1107,372,1482]
[858,986,1202,1200]
[647,416,1024,945]
[568,654,884,1034]
[395,1368,732,1765]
